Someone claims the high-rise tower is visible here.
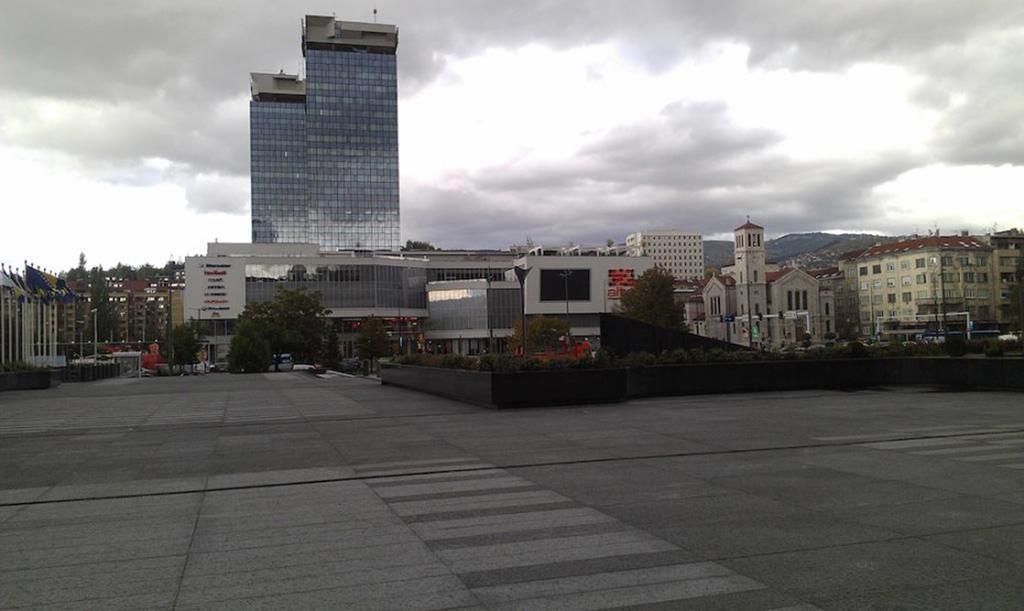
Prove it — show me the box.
[250,15,400,251]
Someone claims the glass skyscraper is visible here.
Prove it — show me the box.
[250,15,399,251]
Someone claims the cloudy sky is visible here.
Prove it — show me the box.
[2,0,1023,270]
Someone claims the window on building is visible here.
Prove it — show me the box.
[916,273,927,284]
[873,279,882,289]
[802,290,808,310]
[753,270,758,282]
[872,264,882,274]
[787,291,793,310]
[941,255,953,266]
[825,303,830,315]
[902,292,912,303]
[900,260,910,270]
[887,293,897,304]
[886,262,896,272]
[915,258,926,268]
[976,256,988,266]
[886,278,896,288]
[859,266,868,276]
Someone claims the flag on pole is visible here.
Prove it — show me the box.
[0,268,16,293]
[25,265,58,302]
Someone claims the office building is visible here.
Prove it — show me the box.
[184,243,654,360]
[250,15,400,251]
[626,230,704,279]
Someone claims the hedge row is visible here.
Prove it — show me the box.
[392,339,1020,373]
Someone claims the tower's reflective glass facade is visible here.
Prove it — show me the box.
[305,49,399,250]
[250,101,306,243]
[250,16,399,251]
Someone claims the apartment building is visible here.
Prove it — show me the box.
[626,230,704,280]
[841,234,1001,338]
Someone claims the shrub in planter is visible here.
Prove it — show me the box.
[846,342,868,359]
[945,339,968,357]
[621,352,658,367]
[984,340,1004,358]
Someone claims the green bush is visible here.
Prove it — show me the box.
[0,361,42,373]
[984,340,1004,358]
[846,342,868,359]
[228,320,272,373]
[945,339,968,357]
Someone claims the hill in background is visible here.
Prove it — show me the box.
[704,232,897,272]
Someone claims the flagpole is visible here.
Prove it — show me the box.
[1,270,6,365]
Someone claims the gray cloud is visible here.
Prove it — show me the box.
[403,102,921,248]
[2,0,1022,240]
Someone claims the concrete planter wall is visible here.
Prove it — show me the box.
[381,364,628,408]
[0,371,52,392]
[382,358,1024,408]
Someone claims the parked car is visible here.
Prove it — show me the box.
[271,353,294,372]
[339,358,362,373]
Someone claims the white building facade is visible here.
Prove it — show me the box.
[626,230,704,280]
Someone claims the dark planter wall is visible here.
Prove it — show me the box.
[381,364,494,407]
[382,358,1024,409]
[490,368,627,408]
[0,371,52,392]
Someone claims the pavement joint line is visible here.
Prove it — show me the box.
[170,480,206,610]
[709,519,1024,564]
[5,426,1024,509]
[0,409,477,441]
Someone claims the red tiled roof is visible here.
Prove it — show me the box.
[838,247,868,261]
[851,236,988,260]
[735,221,764,231]
[765,269,793,283]
[807,266,841,280]
[717,275,736,286]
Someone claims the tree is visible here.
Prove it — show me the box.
[239,288,328,365]
[228,319,271,373]
[88,266,115,342]
[322,321,341,368]
[67,253,89,281]
[401,240,438,251]
[170,321,202,370]
[703,267,718,280]
[617,267,686,330]
[508,315,570,354]
[355,316,391,371]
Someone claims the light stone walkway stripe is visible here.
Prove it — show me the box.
[367,465,771,609]
[956,451,1024,463]
[864,438,972,450]
[486,574,765,610]
[388,489,571,517]
[437,532,678,573]
[470,561,752,604]
[372,476,536,499]
[412,507,616,540]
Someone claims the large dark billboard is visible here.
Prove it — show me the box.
[540,269,591,301]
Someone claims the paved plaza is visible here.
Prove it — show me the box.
[2,374,1024,609]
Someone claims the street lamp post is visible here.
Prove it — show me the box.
[90,308,98,361]
[560,269,573,341]
[513,265,532,356]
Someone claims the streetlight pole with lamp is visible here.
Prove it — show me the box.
[90,308,98,361]
[559,269,573,343]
